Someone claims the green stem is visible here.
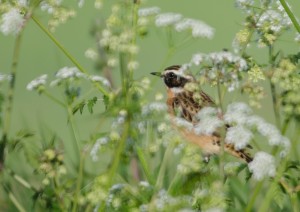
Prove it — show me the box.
[8,192,26,212]
[0,34,23,171]
[31,15,109,97]
[279,0,300,33]
[268,46,281,129]
[72,151,85,212]
[155,143,173,190]
[67,106,81,156]
[135,146,155,185]
[67,105,84,212]
[245,180,264,212]
[269,81,281,128]
[258,158,288,212]
[217,80,225,179]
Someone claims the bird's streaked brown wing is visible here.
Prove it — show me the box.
[174,90,215,122]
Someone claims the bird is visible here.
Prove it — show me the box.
[151,65,252,163]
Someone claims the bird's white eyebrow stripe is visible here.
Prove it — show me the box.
[164,70,193,79]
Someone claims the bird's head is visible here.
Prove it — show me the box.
[151,65,193,92]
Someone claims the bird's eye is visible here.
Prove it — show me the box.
[168,72,175,78]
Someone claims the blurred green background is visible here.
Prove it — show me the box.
[1,0,300,167]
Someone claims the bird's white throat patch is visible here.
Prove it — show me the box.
[170,87,185,93]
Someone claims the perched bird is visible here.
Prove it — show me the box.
[151,65,252,163]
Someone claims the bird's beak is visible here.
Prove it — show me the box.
[150,72,162,77]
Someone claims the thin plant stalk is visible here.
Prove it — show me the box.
[245,180,264,212]
[31,15,109,97]
[279,0,300,33]
[0,34,23,171]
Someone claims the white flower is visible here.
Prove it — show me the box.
[190,53,206,66]
[224,102,252,125]
[139,181,150,188]
[89,75,111,87]
[257,10,292,33]
[173,117,193,131]
[235,0,254,10]
[84,48,98,60]
[175,18,214,39]
[26,74,48,91]
[78,0,85,8]
[194,107,223,135]
[55,66,84,79]
[90,137,109,161]
[248,152,276,180]
[225,125,253,150]
[138,7,161,17]
[0,8,25,36]
[155,13,182,27]
[142,102,167,116]
[127,60,139,71]
[0,73,12,82]
[50,67,85,86]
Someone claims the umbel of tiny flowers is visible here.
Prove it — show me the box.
[186,51,248,92]
[0,8,26,36]
[173,102,290,155]
[153,11,215,39]
[248,151,276,181]
[26,74,48,93]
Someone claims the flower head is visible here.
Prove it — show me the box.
[225,125,253,150]
[138,7,161,17]
[248,152,276,180]
[50,67,85,86]
[155,13,182,27]
[194,107,223,135]
[89,75,111,87]
[175,18,214,39]
[26,74,48,91]
[0,8,25,36]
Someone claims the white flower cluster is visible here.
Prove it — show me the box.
[26,67,111,91]
[26,74,48,91]
[175,18,215,39]
[235,0,254,12]
[138,7,161,17]
[172,102,290,156]
[142,102,168,116]
[248,151,276,180]
[89,75,111,87]
[154,12,214,39]
[0,73,12,82]
[40,0,63,14]
[224,102,290,154]
[257,9,292,33]
[90,137,109,161]
[186,51,248,92]
[50,67,84,86]
[0,8,25,36]
[155,13,182,27]
[194,107,223,135]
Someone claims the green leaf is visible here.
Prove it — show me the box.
[72,100,85,114]
[87,97,98,114]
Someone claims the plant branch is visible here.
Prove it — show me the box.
[279,0,300,33]
[0,34,23,171]
[31,15,109,97]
